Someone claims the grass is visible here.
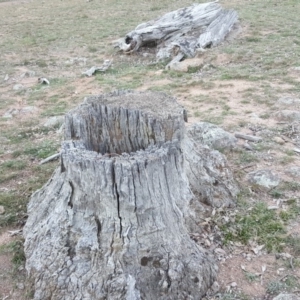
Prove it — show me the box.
[1,160,27,170]
[239,151,259,164]
[0,163,55,227]
[270,181,300,199]
[0,193,27,227]
[267,275,300,295]
[221,202,286,252]
[0,240,25,267]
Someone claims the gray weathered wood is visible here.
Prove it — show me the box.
[235,133,262,142]
[114,2,238,62]
[39,152,60,165]
[82,59,112,77]
[24,90,238,299]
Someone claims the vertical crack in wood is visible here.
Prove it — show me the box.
[61,156,66,173]
[94,215,101,247]
[165,251,172,289]
[68,181,74,209]
[112,161,122,238]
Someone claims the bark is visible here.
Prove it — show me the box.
[24,90,238,300]
[114,2,238,62]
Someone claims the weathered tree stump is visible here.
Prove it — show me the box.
[114,2,238,62]
[24,91,238,299]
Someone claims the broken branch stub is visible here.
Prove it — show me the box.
[24,91,238,299]
[114,2,238,61]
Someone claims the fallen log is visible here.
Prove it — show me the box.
[24,91,238,299]
[114,2,238,62]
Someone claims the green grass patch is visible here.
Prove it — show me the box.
[0,160,27,170]
[0,192,27,227]
[221,202,286,252]
[267,275,300,295]
[41,101,68,116]
[239,151,259,164]
[23,140,59,159]
[0,239,26,271]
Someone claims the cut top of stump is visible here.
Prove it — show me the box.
[64,90,187,155]
[83,90,185,118]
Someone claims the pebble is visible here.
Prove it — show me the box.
[273,136,285,145]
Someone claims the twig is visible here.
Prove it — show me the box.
[279,274,288,281]
[241,163,256,170]
[235,133,262,142]
[243,142,254,150]
[290,257,294,271]
[8,229,22,236]
[294,148,300,153]
[39,152,60,165]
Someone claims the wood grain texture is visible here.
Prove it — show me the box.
[24,91,238,299]
[115,2,238,62]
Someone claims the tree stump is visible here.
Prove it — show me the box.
[24,91,238,299]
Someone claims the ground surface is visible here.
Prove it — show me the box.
[0,0,300,299]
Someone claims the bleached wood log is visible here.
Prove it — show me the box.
[39,152,60,165]
[198,9,238,48]
[235,133,262,142]
[115,2,238,62]
[24,91,238,300]
[82,60,112,76]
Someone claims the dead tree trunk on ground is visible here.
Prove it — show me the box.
[24,91,238,300]
[114,2,238,62]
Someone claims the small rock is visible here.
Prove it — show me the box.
[20,70,36,78]
[187,122,237,150]
[57,123,65,134]
[13,84,25,91]
[4,74,9,81]
[276,96,300,106]
[268,206,279,210]
[38,77,50,85]
[3,106,37,118]
[248,113,262,123]
[246,169,280,189]
[65,57,87,66]
[0,205,5,214]
[273,137,285,145]
[16,282,25,290]
[167,57,204,72]
[18,265,25,271]
[214,248,226,256]
[44,116,64,128]
[2,109,14,119]
[273,293,300,300]
[274,110,300,122]
[285,166,300,178]
[207,281,219,296]
[20,106,37,114]
[292,66,300,71]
